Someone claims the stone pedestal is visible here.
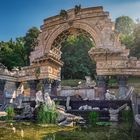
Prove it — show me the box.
[96,76,108,100]
[28,80,39,98]
[0,79,6,104]
[51,80,60,95]
[117,76,127,98]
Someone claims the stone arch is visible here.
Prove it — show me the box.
[44,22,102,54]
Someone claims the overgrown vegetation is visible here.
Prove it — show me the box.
[121,109,133,122]
[0,27,39,69]
[37,103,58,124]
[61,79,85,87]
[6,106,15,120]
[88,112,99,125]
[115,16,140,58]
[59,9,68,19]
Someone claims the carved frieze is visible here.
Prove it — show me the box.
[97,60,127,69]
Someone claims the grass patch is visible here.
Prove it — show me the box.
[128,77,140,83]
[61,79,85,87]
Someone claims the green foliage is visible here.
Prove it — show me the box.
[115,16,134,35]
[120,34,134,49]
[128,77,140,83]
[88,112,99,125]
[108,78,117,87]
[36,82,43,91]
[59,9,68,19]
[24,27,40,65]
[61,79,85,87]
[61,35,95,80]
[6,106,15,120]
[0,27,39,69]
[130,23,140,58]
[115,16,135,51]
[115,16,140,58]
[0,38,26,69]
[96,122,112,126]
[74,5,81,14]
[122,109,133,122]
[0,116,7,121]
[37,103,58,124]
[35,67,40,79]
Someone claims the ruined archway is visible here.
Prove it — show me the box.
[1,6,140,100]
[49,27,96,79]
[28,6,128,97]
[44,22,101,53]
[2,6,134,98]
[30,6,121,65]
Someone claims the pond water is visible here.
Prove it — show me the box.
[0,122,140,140]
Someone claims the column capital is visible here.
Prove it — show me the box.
[96,75,109,87]
[117,75,128,86]
[52,80,60,86]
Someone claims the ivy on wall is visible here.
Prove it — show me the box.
[35,67,40,79]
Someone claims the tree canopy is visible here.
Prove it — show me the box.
[130,23,140,58]
[0,27,40,69]
[61,35,95,80]
[115,16,134,35]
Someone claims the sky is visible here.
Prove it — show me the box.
[0,0,140,41]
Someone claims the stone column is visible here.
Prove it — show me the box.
[28,80,39,99]
[117,76,127,98]
[40,79,51,94]
[0,79,6,104]
[96,76,108,100]
[51,80,60,95]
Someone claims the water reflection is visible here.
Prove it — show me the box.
[21,129,24,138]
[44,123,140,140]
[0,122,139,140]
[43,134,55,140]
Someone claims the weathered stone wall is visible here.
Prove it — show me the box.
[4,81,17,103]
[60,87,96,100]
[1,6,140,102]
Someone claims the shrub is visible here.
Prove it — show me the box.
[6,106,15,120]
[37,103,58,124]
[88,112,99,125]
[122,109,133,122]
